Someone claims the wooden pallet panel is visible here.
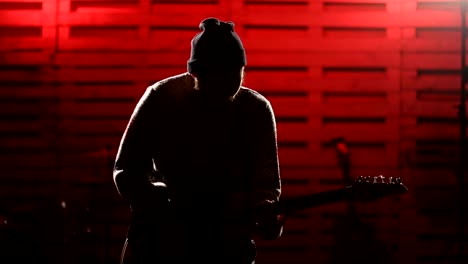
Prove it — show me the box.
[4,1,468,263]
[237,0,402,51]
[57,3,229,51]
[400,2,464,53]
[0,1,56,51]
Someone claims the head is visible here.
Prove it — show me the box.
[187,18,247,102]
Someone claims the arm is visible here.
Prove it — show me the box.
[251,100,283,240]
[113,86,159,208]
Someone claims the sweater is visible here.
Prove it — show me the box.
[113,72,281,262]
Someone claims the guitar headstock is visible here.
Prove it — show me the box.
[351,175,408,201]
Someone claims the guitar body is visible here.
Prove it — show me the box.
[120,182,257,264]
[119,178,408,264]
[120,182,180,264]
[120,222,178,264]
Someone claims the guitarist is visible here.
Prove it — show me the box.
[113,17,284,264]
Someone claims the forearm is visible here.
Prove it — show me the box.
[251,100,283,239]
[113,86,158,205]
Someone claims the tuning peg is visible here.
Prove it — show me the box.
[356,176,364,182]
[373,175,385,184]
[388,176,394,184]
[365,176,371,183]
[395,177,402,184]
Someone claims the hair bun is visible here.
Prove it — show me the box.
[199,17,235,33]
[220,21,235,32]
[199,17,221,31]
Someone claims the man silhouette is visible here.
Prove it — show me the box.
[114,17,283,264]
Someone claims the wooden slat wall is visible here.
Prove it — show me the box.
[0,0,467,263]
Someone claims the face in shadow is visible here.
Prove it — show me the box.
[192,67,245,102]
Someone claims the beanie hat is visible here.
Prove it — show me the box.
[187,17,247,74]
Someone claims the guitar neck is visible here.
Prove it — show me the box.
[276,186,353,215]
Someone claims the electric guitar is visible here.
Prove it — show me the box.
[272,175,407,215]
[120,175,408,264]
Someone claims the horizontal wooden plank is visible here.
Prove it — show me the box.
[0,119,47,132]
[1,168,58,181]
[58,118,128,134]
[55,134,122,152]
[278,143,400,167]
[401,39,467,52]
[250,77,401,93]
[0,51,53,64]
[399,10,465,27]
[54,52,146,66]
[58,35,149,51]
[401,124,464,140]
[55,68,145,81]
[402,168,468,186]
[401,74,460,90]
[148,29,200,51]
[0,152,57,168]
[0,86,56,98]
[0,137,52,150]
[401,53,462,69]
[56,83,145,99]
[0,10,55,26]
[270,95,399,117]
[278,121,400,142]
[242,10,401,27]
[0,101,56,116]
[0,37,55,50]
[249,52,401,67]
[0,182,59,198]
[401,101,459,117]
[244,37,401,52]
[60,8,227,26]
[58,101,135,117]
[318,120,400,142]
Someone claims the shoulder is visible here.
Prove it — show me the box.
[236,86,273,111]
[148,72,194,99]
